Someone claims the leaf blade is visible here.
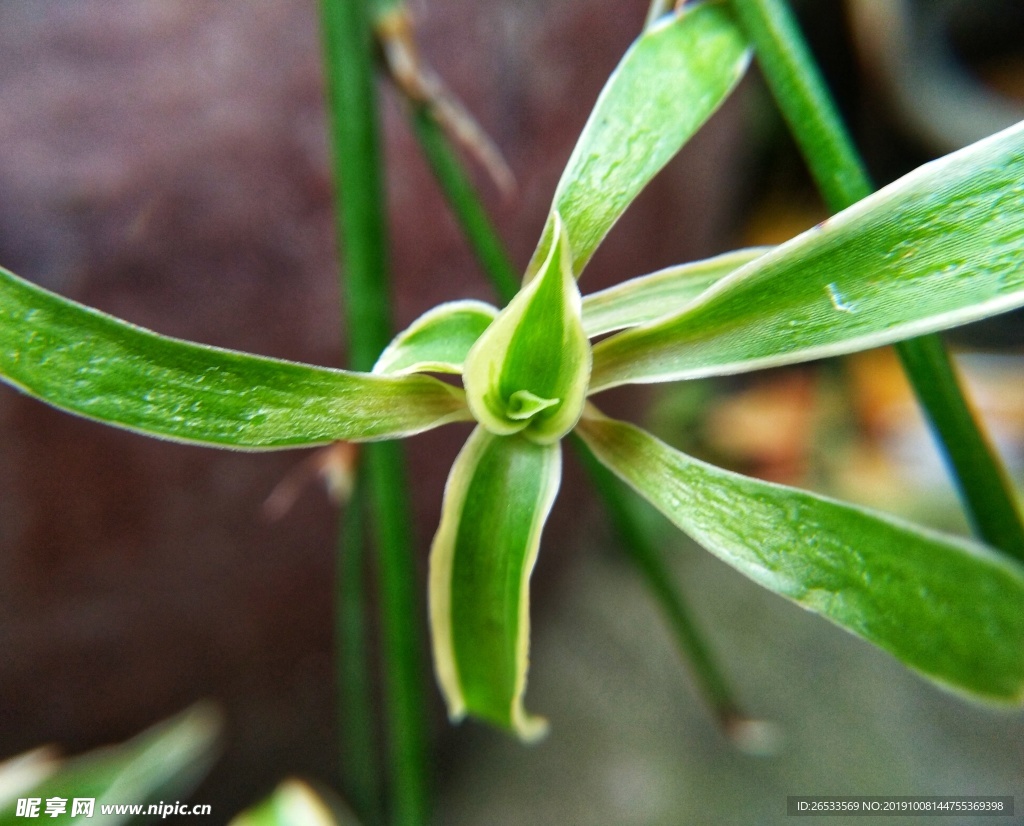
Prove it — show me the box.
[581,247,770,336]
[429,427,560,740]
[0,265,470,448]
[590,119,1024,390]
[373,299,498,375]
[577,413,1024,702]
[526,2,751,279]
[0,704,220,826]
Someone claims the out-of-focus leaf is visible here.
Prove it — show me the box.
[581,248,770,336]
[229,780,351,826]
[429,426,560,740]
[0,265,470,447]
[577,412,1024,703]
[0,703,221,826]
[590,119,1024,391]
[0,750,59,810]
[373,300,497,375]
[525,2,750,279]
[463,214,591,444]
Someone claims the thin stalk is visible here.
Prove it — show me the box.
[363,440,427,825]
[572,436,747,730]
[729,0,872,209]
[896,337,1024,558]
[730,0,1024,561]
[336,480,383,826]
[320,1,431,824]
[409,107,520,304]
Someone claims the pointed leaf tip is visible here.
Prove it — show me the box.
[525,3,750,279]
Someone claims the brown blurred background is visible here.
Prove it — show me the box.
[1,0,1022,822]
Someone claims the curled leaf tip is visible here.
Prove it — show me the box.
[512,708,549,743]
[428,429,561,739]
[507,390,560,421]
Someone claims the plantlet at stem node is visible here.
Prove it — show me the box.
[2,2,1024,747]
[463,213,591,445]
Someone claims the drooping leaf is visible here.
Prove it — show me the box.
[525,2,750,280]
[463,214,591,444]
[429,426,559,740]
[372,300,498,375]
[0,704,221,826]
[590,119,1024,391]
[0,265,471,448]
[576,412,1024,703]
[581,247,770,336]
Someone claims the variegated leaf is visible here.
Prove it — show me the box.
[373,300,497,375]
[591,119,1024,391]
[0,265,470,447]
[429,426,560,739]
[577,412,1024,702]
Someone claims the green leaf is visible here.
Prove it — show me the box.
[373,300,498,375]
[429,427,560,740]
[590,119,1024,391]
[581,247,770,336]
[525,2,750,279]
[463,214,591,444]
[0,703,221,826]
[229,780,350,826]
[0,264,471,448]
[576,412,1024,702]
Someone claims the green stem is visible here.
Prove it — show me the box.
[320,1,431,823]
[730,0,1024,561]
[364,440,427,825]
[572,436,746,729]
[336,481,383,826]
[408,107,520,304]
[728,0,871,210]
[896,337,1024,559]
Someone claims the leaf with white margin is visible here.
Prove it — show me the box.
[373,300,498,375]
[525,2,750,280]
[370,249,771,378]
[576,412,1024,702]
[228,780,344,826]
[463,214,591,444]
[0,265,470,448]
[0,704,220,826]
[590,119,1024,391]
[581,247,770,336]
[429,426,560,740]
